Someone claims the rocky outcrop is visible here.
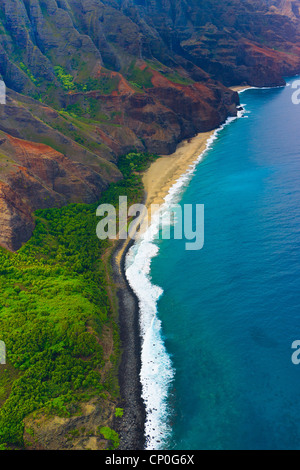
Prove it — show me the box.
[124,0,300,86]
[0,181,35,252]
[23,397,117,450]
[267,0,300,22]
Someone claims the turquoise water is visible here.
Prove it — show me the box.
[149,80,300,450]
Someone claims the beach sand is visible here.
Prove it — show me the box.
[143,131,215,208]
[114,130,216,269]
[230,85,252,93]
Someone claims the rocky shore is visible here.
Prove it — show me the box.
[112,237,146,450]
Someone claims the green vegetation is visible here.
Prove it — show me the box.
[54,66,75,91]
[19,62,39,86]
[163,70,195,86]
[145,59,194,86]
[99,426,120,449]
[83,76,119,95]
[0,207,108,446]
[126,61,154,90]
[100,152,158,215]
[53,67,119,96]
[117,151,158,184]
[59,96,114,123]
[115,407,124,418]
[0,152,158,449]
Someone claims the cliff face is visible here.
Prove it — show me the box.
[0,129,119,250]
[0,0,299,249]
[267,0,300,21]
[1,0,299,91]
[122,0,300,86]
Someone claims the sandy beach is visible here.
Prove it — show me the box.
[143,131,215,209]
[114,129,216,269]
[230,85,252,93]
[143,86,251,210]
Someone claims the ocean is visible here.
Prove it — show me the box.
[125,78,300,450]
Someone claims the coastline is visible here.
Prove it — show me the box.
[113,129,222,449]
[112,235,146,450]
[114,87,248,449]
[143,85,251,210]
[143,131,215,208]
[230,85,252,93]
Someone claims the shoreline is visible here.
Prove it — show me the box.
[143,86,251,210]
[113,129,221,450]
[114,86,249,450]
[230,85,252,93]
[112,235,146,450]
[143,130,215,208]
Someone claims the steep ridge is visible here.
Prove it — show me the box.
[0,130,117,251]
[267,0,300,21]
[0,0,299,249]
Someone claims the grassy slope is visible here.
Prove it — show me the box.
[0,152,158,450]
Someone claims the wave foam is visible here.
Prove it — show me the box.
[125,109,246,450]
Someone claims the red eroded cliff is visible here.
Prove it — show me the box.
[0,133,119,250]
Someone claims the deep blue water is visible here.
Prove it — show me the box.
[150,80,300,450]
